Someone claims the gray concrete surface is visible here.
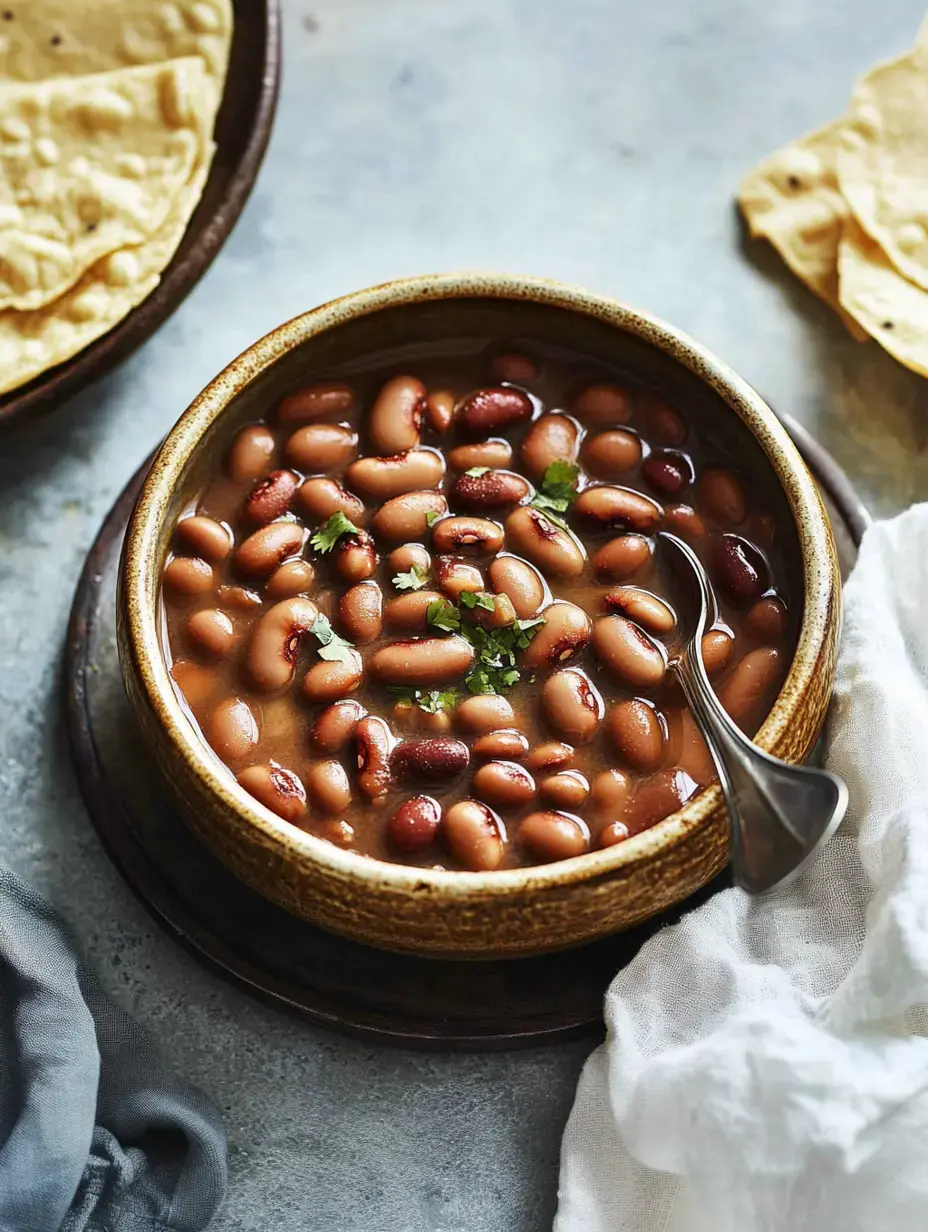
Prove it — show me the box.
[2,1,927,1228]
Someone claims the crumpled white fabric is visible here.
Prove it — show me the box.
[556,505,928,1232]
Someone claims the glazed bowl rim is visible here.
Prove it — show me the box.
[121,270,837,900]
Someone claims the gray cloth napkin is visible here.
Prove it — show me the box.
[0,866,227,1232]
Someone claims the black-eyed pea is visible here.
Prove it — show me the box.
[701,628,735,677]
[384,590,445,631]
[504,506,586,578]
[455,694,516,733]
[276,381,355,423]
[520,414,579,479]
[176,515,232,561]
[424,389,455,433]
[333,531,378,582]
[593,615,666,689]
[206,697,258,761]
[589,768,632,822]
[354,715,395,799]
[295,477,366,524]
[284,423,359,472]
[539,770,589,810]
[698,468,747,525]
[717,647,783,730]
[163,556,215,599]
[603,586,675,634]
[372,492,448,542]
[592,534,653,580]
[457,386,533,435]
[446,439,513,470]
[301,651,364,703]
[265,559,316,599]
[744,596,787,643]
[520,601,592,669]
[338,582,383,643]
[570,383,632,425]
[247,597,319,691]
[306,759,352,814]
[487,554,546,618]
[368,375,426,455]
[388,544,431,577]
[580,429,642,478]
[525,741,574,773]
[472,760,536,810]
[237,763,307,822]
[432,516,504,556]
[541,668,604,743]
[243,469,300,525]
[368,636,475,685]
[435,557,484,599]
[518,811,589,861]
[443,800,506,871]
[234,521,305,578]
[311,699,367,752]
[608,699,665,772]
[386,795,441,853]
[472,729,530,760]
[187,608,235,659]
[574,485,662,532]
[227,424,275,482]
[346,449,444,499]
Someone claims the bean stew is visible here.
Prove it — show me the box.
[161,344,794,871]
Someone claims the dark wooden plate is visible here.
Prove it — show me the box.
[0,0,281,430]
[64,421,867,1050]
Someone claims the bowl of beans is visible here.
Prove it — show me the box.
[117,273,840,957]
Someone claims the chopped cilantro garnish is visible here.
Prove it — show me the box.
[426,597,461,633]
[392,563,429,591]
[389,687,458,714]
[420,593,546,693]
[465,466,491,477]
[309,613,356,662]
[424,510,441,528]
[310,511,359,553]
[530,461,580,520]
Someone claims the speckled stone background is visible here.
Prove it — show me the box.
[2,2,927,1228]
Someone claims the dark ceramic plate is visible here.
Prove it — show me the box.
[0,0,281,430]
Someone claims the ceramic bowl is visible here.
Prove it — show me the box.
[117,273,840,958]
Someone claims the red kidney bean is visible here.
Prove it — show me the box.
[368,636,475,684]
[354,715,394,799]
[592,534,653,580]
[571,383,632,425]
[306,759,352,814]
[608,699,665,771]
[387,795,441,853]
[745,596,787,643]
[311,699,367,752]
[589,768,632,821]
[698,467,746,525]
[701,628,735,677]
[580,429,642,478]
[641,449,694,496]
[366,374,426,455]
[539,770,589,810]
[176,515,232,561]
[373,491,448,542]
[505,506,586,578]
[163,556,215,598]
[520,601,592,668]
[473,760,536,810]
[603,586,675,633]
[243,470,300,526]
[457,386,533,436]
[383,590,444,631]
[206,697,258,761]
[187,608,235,658]
[234,521,304,577]
[424,389,455,433]
[447,439,513,470]
[247,596,318,691]
[718,647,782,729]
[574,485,662,532]
[333,530,378,582]
[541,668,603,743]
[237,763,307,821]
[708,533,770,605]
[642,394,687,445]
[625,768,698,832]
[392,737,470,782]
[455,694,516,732]
[264,559,316,599]
[432,516,504,555]
[472,729,530,760]
[276,381,355,423]
[443,800,506,870]
[435,557,484,599]
[518,811,589,861]
[296,477,365,524]
[487,554,546,618]
[520,414,579,479]
[491,352,537,383]
[525,741,574,772]
[593,615,666,688]
[450,469,531,510]
[285,423,358,473]
[662,504,707,542]
[227,424,276,482]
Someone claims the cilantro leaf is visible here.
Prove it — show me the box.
[425,510,441,528]
[530,461,580,522]
[310,511,359,554]
[465,466,491,477]
[392,563,429,591]
[474,592,496,612]
[426,597,460,634]
[388,686,458,714]
[309,613,356,663]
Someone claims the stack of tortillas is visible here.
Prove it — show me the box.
[738,14,928,376]
[0,0,232,396]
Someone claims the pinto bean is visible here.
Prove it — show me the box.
[247,596,318,691]
[625,768,698,832]
[642,394,687,445]
[504,506,586,578]
[603,586,675,633]
[443,800,506,870]
[321,819,355,847]
[311,699,367,752]
[600,821,631,848]
[187,608,235,659]
[368,636,475,685]
[432,516,504,555]
[284,423,358,472]
[592,534,653,580]
[589,768,632,821]
[447,439,513,470]
[163,556,215,598]
[570,383,632,425]
[608,699,665,771]
[392,737,470,782]
[171,659,217,707]
[217,584,262,611]
[354,715,394,799]
[593,615,666,688]
[541,668,604,743]
[539,770,589,810]
[663,504,707,542]
[642,449,694,496]
[333,530,378,582]
[435,557,484,599]
[472,729,530,760]
[301,651,364,702]
[717,647,782,729]
[176,515,232,561]
[372,491,448,542]
[384,590,445,631]
[387,795,441,853]
[745,597,787,643]
[368,375,426,455]
[580,429,642,478]
[265,558,316,599]
[393,702,453,734]
[698,468,746,525]
[664,707,715,786]
[424,389,455,433]
[388,544,431,577]
[276,381,355,423]
[227,424,275,481]
[449,469,531,510]
[243,469,300,526]
[520,414,579,479]
[749,513,775,549]
[520,601,592,669]
[296,477,365,524]
[473,591,517,629]
[518,811,589,861]
[708,533,770,605]
[305,759,352,814]
[525,741,574,772]
[701,628,735,677]
[206,696,259,761]
[472,760,536,810]
[574,485,662,532]
[234,521,304,577]
[455,694,516,732]
[338,582,383,643]
[487,555,545,618]
[491,352,537,383]
[346,449,444,499]
[237,763,307,821]
[457,386,533,435]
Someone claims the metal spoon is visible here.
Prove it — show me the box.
[657,532,847,893]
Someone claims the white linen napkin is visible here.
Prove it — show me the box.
[555,505,928,1232]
